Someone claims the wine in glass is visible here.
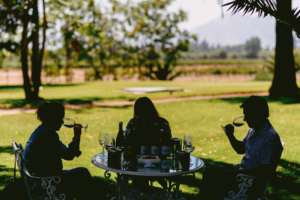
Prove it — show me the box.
[63,117,88,132]
[185,138,195,153]
[105,136,115,150]
[221,115,245,133]
[99,131,108,157]
[183,134,193,150]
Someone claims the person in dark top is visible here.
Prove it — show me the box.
[125,97,172,188]
[125,97,172,138]
[23,102,96,200]
[200,96,283,199]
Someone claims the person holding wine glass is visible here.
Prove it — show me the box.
[200,96,283,199]
[23,101,97,200]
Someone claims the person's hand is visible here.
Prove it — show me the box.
[74,124,83,137]
[224,124,234,137]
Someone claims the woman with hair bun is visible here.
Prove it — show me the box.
[23,101,96,199]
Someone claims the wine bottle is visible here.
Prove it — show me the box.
[161,129,171,159]
[151,122,161,155]
[116,122,124,148]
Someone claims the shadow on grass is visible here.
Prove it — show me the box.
[218,96,300,105]
[0,96,133,108]
[1,154,300,199]
[0,83,82,90]
[177,158,300,200]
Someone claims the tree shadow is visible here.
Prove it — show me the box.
[0,146,13,155]
[177,158,300,200]
[0,96,131,108]
[218,96,300,105]
[0,83,81,90]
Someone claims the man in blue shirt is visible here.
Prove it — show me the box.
[200,96,283,199]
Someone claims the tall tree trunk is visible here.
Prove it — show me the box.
[269,0,299,97]
[21,18,33,100]
[31,0,42,100]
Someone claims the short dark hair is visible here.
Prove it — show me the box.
[240,96,269,119]
[36,101,65,122]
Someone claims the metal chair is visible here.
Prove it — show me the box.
[222,140,285,200]
[12,140,71,200]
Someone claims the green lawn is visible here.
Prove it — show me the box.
[1,97,300,199]
[0,81,272,107]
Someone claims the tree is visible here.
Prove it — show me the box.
[223,0,300,98]
[245,37,261,58]
[0,0,48,100]
[119,0,197,80]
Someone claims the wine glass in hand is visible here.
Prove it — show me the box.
[221,115,245,133]
[98,131,108,157]
[63,117,88,132]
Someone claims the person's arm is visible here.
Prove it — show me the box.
[60,124,82,160]
[124,119,133,139]
[224,124,246,154]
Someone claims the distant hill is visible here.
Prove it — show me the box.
[192,14,276,49]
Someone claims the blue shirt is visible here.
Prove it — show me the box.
[23,124,81,176]
[235,120,283,171]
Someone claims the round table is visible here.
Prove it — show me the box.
[92,153,205,200]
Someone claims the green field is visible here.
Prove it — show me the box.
[1,95,300,199]
[0,81,272,107]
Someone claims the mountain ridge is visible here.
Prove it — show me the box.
[191,14,276,49]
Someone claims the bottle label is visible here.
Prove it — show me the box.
[141,146,149,155]
[161,159,171,169]
[161,146,171,155]
[151,146,160,155]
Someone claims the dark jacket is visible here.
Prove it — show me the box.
[23,124,81,176]
[125,117,172,139]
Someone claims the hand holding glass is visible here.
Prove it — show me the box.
[221,115,245,133]
[63,117,88,132]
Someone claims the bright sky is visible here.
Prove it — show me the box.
[107,0,300,31]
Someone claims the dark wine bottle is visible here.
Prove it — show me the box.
[151,123,161,155]
[161,129,171,159]
[116,122,124,148]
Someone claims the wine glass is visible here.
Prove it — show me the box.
[63,117,88,132]
[185,138,195,153]
[183,134,193,150]
[221,115,245,133]
[98,131,108,157]
[105,136,115,150]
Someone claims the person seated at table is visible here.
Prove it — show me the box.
[124,97,172,188]
[200,96,283,200]
[23,101,97,200]
[125,96,172,138]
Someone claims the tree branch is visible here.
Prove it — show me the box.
[2,1,21,20]
[223,0,300,38]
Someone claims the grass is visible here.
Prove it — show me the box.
[0,81,272,107]
[1,96,300,199]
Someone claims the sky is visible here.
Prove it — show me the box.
[104,0,300,31]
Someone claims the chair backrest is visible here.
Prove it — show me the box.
[12,140,24,178]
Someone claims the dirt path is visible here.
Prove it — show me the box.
[0,92,268,116]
